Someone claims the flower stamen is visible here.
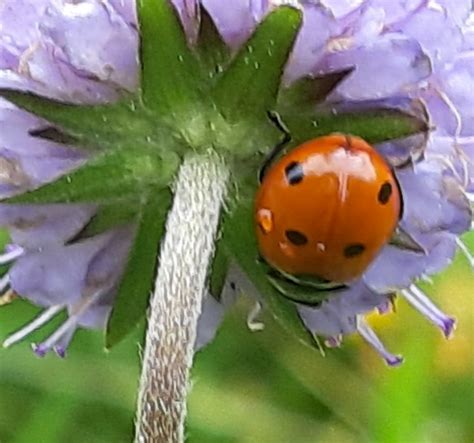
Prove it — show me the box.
[2,304,64,348]
[356,317,404,366]
[401,285,456,338]
[246,301,265,332]
[32,290,104,357]
[53,327,76,358]
[0,244,24,265]
[433,87,463,139]
[455,238,474,269]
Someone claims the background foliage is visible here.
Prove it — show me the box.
[0,232,472,443]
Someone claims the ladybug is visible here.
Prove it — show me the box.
[255,134,402,283]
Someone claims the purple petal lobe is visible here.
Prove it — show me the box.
[298,282,387,337]
[9,233,112,306]
[364,231,458,292]
[84,226,134,293]
[397,163,472,235]
[40,1,138,92]
[201,0,268,48]
[0,204,96,248]
[318,35,431,100]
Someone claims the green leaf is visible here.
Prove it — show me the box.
[282,105,429,146]
[196,6,231,79]
[278,68,354,110]
[209,242,229,300]
[213,6,302,121]
[219,199,318,350]
[3,148,179,204]
[0,89,146,148]
[138,0,203,115]
[106,189,172,348]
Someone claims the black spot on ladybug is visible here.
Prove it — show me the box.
[285,230,308,246]
[343,243,366,258]
[284,161,304,185]
[378,182,392,204]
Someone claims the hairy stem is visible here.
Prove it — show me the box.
[135,153,229,443]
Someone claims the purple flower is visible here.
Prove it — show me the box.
[0,0,139,356]
[0,0,472,365]
[271,0,473,365]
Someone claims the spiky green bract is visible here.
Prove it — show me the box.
[0,91,161,150]
[196,7,231,79]
[138,0,205,122]
[106,190,171,348]
[282,107,429,148]
[278,68,355,110]
[218,200,320,350]
[6,148,179,205]
[214,7,302,122]
[0,1,429,346]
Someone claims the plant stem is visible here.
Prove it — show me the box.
[134,152,229,443]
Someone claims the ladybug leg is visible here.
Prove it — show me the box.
[259,111,292,182]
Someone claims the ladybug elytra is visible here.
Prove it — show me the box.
[255,134,402,283]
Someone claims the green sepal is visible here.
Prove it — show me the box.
[106,189,172,348]
[278,68,354,110]
[28,126,78,146]
[138,0,203,117]
[213,6,302,122]
[209,242,229,300]
[0,89,147,148]
[196,7,231,79]
[218,199,319,350]
[282,106,429,147]
[2,148,179,204]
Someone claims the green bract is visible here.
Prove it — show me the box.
[0,1,428,348]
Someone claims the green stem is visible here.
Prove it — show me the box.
[134,152,229,443]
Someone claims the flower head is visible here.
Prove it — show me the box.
[0,0,472,364]
[249,0,473,365]
[0,0,138,355]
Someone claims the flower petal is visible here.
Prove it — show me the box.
[40,0,139,91]
[320,35,431,100]
[201,0,269,48]
[363,231,457,292]
[298,282,387,337]
[397,162,472,234]
[9,233,112,306]
[0,204,96,248]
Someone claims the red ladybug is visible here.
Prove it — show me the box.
[255,134,402,283]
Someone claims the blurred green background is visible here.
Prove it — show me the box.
[0,233,472,443]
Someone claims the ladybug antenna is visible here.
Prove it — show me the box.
[259,111,292,182]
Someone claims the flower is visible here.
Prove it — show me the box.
[0,0,472,364]
[261,0,473,365]
[0,0,138,356]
